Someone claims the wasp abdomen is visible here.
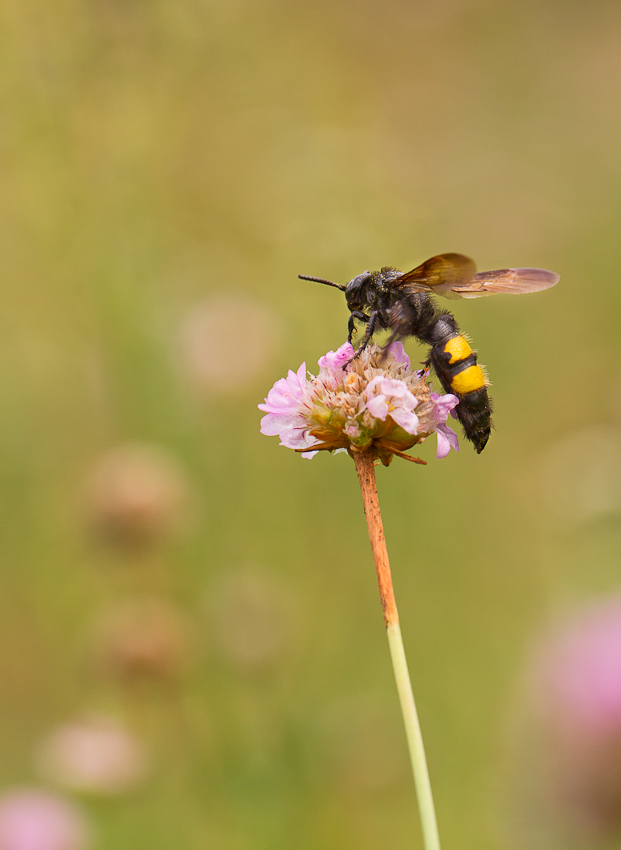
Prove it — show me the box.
[430,333,492,453]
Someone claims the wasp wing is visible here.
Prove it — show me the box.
[395,255,559,300]
[395,253,477,298]
[451,267,560,299]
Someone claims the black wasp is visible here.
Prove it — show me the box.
[299,253,559,453]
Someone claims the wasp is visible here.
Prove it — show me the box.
[299,253,559,453]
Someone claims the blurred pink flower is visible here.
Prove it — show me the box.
[534,598,621,735]
[0,790,90,850]
[180,294,280,392]
[85,443,191,548]
[93,597,190,683]
[520,596,621,840]
[259,342,459,465]
[36,717,147,796]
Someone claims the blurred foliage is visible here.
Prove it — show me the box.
[0,0,621,847]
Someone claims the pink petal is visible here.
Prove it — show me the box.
[318,343,354,370]
[378,378,410,398]
[430,392,459,425]
[387,341,410,369]
[365,376,383,396]
[279,428,317,450]
[295,362,308,384]
[365,395,389,421]
[389,407,420,435]
[436,430,450,459]
[259,413,303,436]
[436,424,459,458]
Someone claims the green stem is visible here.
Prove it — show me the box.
[354,449,441,850]
[386,620,441,850]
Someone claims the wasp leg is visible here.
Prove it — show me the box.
[347,310,368,344]
[346,311,378,367]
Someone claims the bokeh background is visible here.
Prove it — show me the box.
[2,0,621,848]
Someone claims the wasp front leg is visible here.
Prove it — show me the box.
[347,310,368,344]
[348,310,379,363]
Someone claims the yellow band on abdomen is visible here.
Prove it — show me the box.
[451,365,486,394]
[444,335,473,364]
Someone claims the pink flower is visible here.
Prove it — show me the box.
[533,598,621,738]
[429,393,460,459]
[0,790,90,850]
[518,596,621,840]
[258,342,460,465]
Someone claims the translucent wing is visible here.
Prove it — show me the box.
[451,267,560,299]
[396,255,559,300]
[395,253,477,298]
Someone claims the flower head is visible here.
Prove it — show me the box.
[259,342,459,464]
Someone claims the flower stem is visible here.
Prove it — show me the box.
[353,449,441,850]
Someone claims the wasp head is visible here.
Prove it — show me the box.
[344,271,373,311]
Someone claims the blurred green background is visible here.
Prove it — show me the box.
[1,0,621,848]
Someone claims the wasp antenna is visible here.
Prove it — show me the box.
[298,274,346,291]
